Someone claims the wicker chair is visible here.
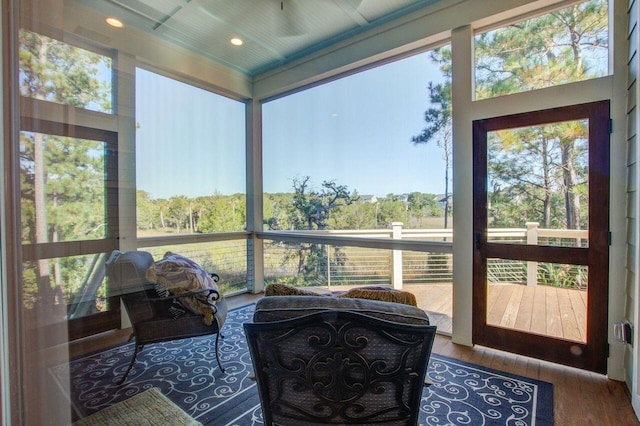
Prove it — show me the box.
[105,250,227,385]
[244,296,436,425]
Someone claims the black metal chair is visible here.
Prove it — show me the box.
[105,250,227,385]
[244,296,436,425]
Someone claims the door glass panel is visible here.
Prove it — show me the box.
[20,132,108,244]
[486,258,587,343]
[487,120,589,248]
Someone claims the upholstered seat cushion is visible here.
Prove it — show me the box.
[264,283,418,306]
[253,295,430,325]
[336,285,418,306]
[264,283,329,297]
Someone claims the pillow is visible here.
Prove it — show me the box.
[336,286,418,307]
[145,252,220,325]
[264,283,327,297]
[253,296,430,325]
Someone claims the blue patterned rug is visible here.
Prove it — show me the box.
[51,304,553,425]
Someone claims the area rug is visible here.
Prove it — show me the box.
[51,304,554,426]
[72,387,201,426]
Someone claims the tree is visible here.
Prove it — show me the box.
[475,1,607,98]
[197,194,247,233]
[476,1,604,231]
[376,195,409,226]
[266,176,358,283]
[289,176,359,231]
[411,47,452,229]
[136,190,156,231]
[407,192,439,227]
[264,193,295,230]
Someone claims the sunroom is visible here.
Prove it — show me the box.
[2,0,638,424]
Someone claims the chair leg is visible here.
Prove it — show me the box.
[214,332,225,373]
[117,343,143,385]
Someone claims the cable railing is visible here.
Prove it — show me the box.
[140,240,248,294]
[66,222,587,321]
[263,222,589,290]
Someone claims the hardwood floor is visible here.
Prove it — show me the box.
[69,292,638,426]
[405,282,587,340]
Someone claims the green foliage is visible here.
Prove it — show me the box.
[476,1,603,232]
[488,121,589,230]
[288,176,359,231]
[475,0,608,99]
[19,30,112,112]
[538,263,587,289]
[412,45,453,227]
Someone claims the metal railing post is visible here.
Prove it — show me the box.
[391,222,403,289]
[327,245,331,288]
[526,222,539,286]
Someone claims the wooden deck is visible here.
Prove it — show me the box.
[324,283,587,341]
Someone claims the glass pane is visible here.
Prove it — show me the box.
[19,29,113,114]
[23,253,113,321]
[264,241,452,334]
[135,69,246,236]
[487,120,589,247]
[263,47,452,232]
[20,132,108,244]
[474,0,608,100]
[486,259,587,343]
[139,240,248,295]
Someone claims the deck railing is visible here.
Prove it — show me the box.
[264,222,588,289]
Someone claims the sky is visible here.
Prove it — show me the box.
[135,49,449,200]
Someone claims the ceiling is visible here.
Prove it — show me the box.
[88,0,439,76]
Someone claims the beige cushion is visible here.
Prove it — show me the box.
[264,283,327,297]
[336,286,418,306]
[253,295,430,325]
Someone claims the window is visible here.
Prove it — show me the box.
[263,48,452,232]
[19,29,113,113]
[135,69,247,236]
[262,48,454,333]
[20,131,114,244]
[474,0,608,100]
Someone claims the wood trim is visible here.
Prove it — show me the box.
[484,244,589,265]
[473,100,610,374]
[20,105,122,341]
[472,118,489,344]
[20,117,118,142]
[22,239,118,262]
[67,309,121,342]
[2,0,25,423]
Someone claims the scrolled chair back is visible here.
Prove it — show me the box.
[244,296,436,426]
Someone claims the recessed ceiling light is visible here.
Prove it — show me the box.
[230,38,244,46]
[106,17,124,28]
